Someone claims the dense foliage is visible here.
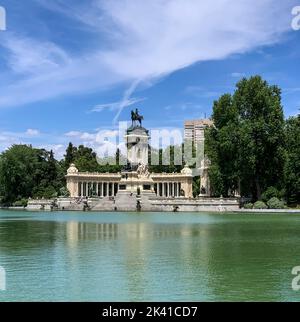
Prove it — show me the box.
[284,115,300,205]
[0,145,64,204]
[205,76,299,205]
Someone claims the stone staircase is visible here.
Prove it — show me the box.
[90,197,116,211]
[57,192,159,212]
[137,192,158,211]
[114,192,138,211]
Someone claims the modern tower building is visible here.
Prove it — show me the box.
[184,119,213,145]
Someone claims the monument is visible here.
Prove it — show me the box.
[65,110,196,211]
[61,110,240,212]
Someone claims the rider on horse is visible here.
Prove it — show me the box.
[131,108,144,127]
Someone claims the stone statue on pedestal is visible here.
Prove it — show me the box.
[131,108,144,127]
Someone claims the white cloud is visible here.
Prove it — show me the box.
[231,72,246,78]
[283,87,300,94]
[2,35,70,75]
[64,128,124,158]
[65,131,96,141]
[65,131,82,137]
[91,97,145,113]
[0,0,295,109]
[40,144,65,160]
[0,129,41,153]
[184,85,221,98]
[25,129,40,137]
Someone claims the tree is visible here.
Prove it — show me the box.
[284,115,300,204]
[206,76,286,201]
[0,145,64,204]
[64,142,77,168]
[76,145,99,171]
[0,145,39,203]
[235,76,285,200]
[205,94,240,197]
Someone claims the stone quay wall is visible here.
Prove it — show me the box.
[26,196,240,212]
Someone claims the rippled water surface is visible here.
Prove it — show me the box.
[1,210,300,301]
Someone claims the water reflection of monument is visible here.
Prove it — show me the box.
[65,219,213,300]
[66,221,206,242]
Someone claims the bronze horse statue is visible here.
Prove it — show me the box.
[131,109,144,127]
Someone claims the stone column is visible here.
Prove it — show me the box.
[96,183,99,197]
[112,183,115,196]
[162,182,165,197]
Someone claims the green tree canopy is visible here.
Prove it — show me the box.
[206,76,285,201]
[0,145,64,204]
[284,115,300,204]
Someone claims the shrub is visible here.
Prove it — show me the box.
[253,201,268,209]
[34,186,58,199]
[261,187,281,202]
[13,199,28,207]
[267,197,285,209]
[244,203,253,209]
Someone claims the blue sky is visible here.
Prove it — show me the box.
[0,0,299,158]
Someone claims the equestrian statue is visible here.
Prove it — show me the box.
[131,108,144,127]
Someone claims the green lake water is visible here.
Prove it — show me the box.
[0,210,300,302]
